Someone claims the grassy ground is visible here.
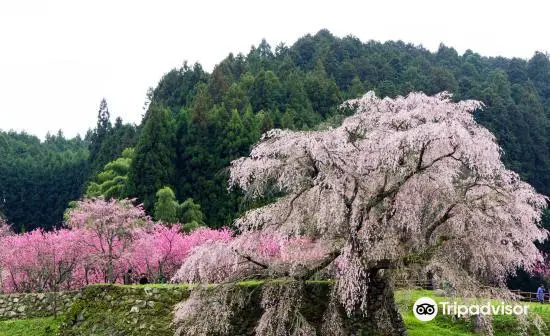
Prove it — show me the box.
[0,316,63,336]
[2,287,550,335]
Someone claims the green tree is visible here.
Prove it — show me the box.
[223,83,249,112]
[129,104,177,210]
[428,67,458,94]
[151,62,209,112]
[281,109,295,129]
[154,186,180,223]
[89,98,112,173]
[256,110,274,134]
[85,148,134,199]
[208,65,230,104]
[179,198,205,232]
[242,105,260,143]
[347,75,365,99]
[304,61,341,117]
[249,70,282,111]
[219,109,249,158]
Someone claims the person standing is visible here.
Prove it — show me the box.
[537,284,545,304]
[139,273,149,285]
[123,269,133,285]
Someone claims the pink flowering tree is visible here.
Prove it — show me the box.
[0,218,11,291]
[65,198,150,283]
[534,252,550,281]
[173,91,548,335]
[0,223,232,293]
[172,231,332,284]
[0,228,85,293]
[129,225,232,282]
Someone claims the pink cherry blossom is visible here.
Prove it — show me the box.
[177,91,547,318]
[0,200,232,293]
[65,198,150,283]
[127,224,232,281]
[0,228,86,292]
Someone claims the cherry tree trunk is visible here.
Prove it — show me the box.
[345,269,407,336]
[107,246,115,283]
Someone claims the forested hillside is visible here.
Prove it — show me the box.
[136,29,550,227]
[0,131,88,231]
[2,29,550,230]
[0,101,137,231]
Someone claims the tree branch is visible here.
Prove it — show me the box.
[298,250,341,280]
[424,204,455,243]
[232,248,269,270]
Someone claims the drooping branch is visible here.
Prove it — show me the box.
[417,143,458,173]
[280,187,308,225]
[424,203,455,243]
[174,92,547,330]
[299,250,341,280]
[232,248,269,270]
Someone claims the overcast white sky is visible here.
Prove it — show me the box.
[1,0,549,139]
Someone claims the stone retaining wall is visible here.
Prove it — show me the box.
[61,284,189,335]
[60,282,379,336]
[0,291,78,320]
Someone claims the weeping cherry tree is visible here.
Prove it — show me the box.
[173,91,548,335]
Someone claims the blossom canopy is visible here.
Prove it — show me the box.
[227,91,547,304]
